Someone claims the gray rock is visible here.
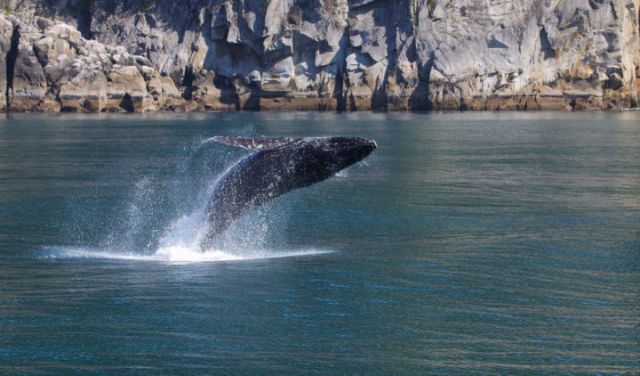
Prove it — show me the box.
[1,0,639,112]
[108,65,156,112]
[0,16,14,111]
[148,70,184,109]
[59,69,108,112]
[8,18,48,111]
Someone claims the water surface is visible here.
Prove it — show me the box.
[1,112,639,374]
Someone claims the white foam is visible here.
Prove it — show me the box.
[38,246,333,263]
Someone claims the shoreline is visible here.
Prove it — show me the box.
[3,93,638,114]
[3,107,639,116]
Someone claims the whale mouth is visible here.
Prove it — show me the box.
[322,137,377,154]
[337,137,377,162]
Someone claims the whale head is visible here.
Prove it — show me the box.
[283,137,377,184]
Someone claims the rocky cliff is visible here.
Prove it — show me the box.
[1,0,639,112]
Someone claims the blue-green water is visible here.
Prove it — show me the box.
[0,112,639,374]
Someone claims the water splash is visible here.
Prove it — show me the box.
[38,246,333,263]
[47,135,327,263]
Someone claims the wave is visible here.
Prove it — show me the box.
[37,246,333,263]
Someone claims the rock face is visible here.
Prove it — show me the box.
[1,0,640,112]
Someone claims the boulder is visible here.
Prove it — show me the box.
[59,69,108,112]
[107,65,155,112]
[147,71,183,109]
[192,70,234,110]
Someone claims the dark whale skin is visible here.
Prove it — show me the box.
[201,137,377,248]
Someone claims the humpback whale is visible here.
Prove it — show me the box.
[201,136,377,249]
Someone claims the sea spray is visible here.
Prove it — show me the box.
[54,135,307,262]
[38,245,332,263]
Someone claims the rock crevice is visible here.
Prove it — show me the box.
[5,23,19,110]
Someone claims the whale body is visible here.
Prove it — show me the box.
[201,136,377,249]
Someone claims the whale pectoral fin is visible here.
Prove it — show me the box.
[208,136,299,150]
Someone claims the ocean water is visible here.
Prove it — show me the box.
[0,112,638,374]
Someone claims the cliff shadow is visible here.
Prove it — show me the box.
[408,49,434,111]
[5,24,20,111]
